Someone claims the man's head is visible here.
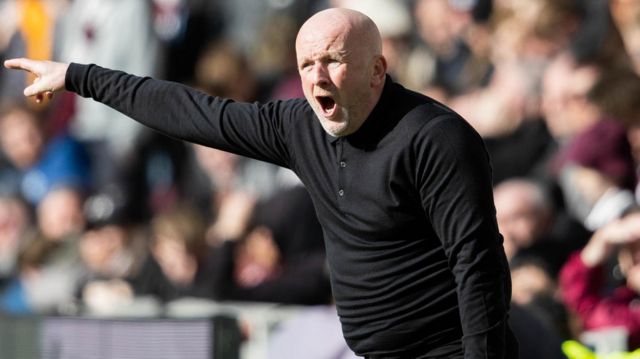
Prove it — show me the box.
[493,179,553,259]
[296,8,387,137]
[0,104,44,169]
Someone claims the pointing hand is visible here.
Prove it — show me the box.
[4,58,70,103]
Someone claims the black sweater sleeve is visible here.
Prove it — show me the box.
[65,63,301,168]
[415,115,516,358]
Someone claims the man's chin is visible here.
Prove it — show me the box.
[316,115,346,136]
[321,122,349,137]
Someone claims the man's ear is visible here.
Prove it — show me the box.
[371,55,387,87]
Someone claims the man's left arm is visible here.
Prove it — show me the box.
[415,115,516,358]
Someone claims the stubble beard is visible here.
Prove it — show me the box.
[317,106,351,137]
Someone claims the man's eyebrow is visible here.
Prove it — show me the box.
[331,50,349,58]
[298,51,347,64]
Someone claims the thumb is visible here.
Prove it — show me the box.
[24,76,48,97]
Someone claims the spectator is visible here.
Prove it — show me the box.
[75,200,148,315]
[212,185,331,305]
[552,62,638,230]
[0,195,31,290]
[509,302,568,359]
[0,230,82,315]
[0,102,91,206]
[510,254,572,343]
[55,0,160,161]
[187,144,290,243]
[0,0,27,102]
[132,203,216,303]
[560,210,640,350]
[495,178,553,259]
[494,178,590,273]
[511,254,557,304]
[37,187,86,243]
[194,39,259,102]
[584,67,640,201]
[413,0,490,97]
[186,38,290,225]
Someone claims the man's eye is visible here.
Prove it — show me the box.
[328,59,341,68]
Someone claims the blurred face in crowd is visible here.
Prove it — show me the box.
[151,208,205,287]
[192,145,239,192]
[0,107,44,169]
[0,196,29,249]
[563,65,601,134]
[511,263,555,305]
[296,8,387,137]
[0,196,29,274]
[80,225,128,276]
[234,226,281,287]
[415,0,457,55]
[37,187,85,241]
[494,180,551,259]
[541,54,574,140]
[152,234,197,287]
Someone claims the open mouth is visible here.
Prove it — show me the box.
[315,95,337,116]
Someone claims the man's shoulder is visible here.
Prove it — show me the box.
[262,97,311,112]
[388,82,462,127]
[389,86,481,147]
[392,95,469,138]
[261,97,314,121]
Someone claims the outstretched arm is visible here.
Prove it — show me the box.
[4,59,299,168]
[4,58,69,103]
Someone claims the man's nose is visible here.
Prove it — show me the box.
[310,64,330,86]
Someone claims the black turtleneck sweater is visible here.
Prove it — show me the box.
[66,63,517,358]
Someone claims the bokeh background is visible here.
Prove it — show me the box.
[1,0,640,358]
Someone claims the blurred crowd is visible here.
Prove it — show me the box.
[2,0,640,357]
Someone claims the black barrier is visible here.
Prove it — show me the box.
[0,315,241,359]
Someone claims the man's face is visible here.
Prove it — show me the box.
[0,109,43,169]
[296,26,373,137]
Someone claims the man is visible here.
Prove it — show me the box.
[5,8,517,358]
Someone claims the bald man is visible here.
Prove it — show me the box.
[5,8,517,359]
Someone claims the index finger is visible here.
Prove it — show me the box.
[3,58,37,73]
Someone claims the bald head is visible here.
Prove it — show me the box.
[296,8,382,59]
[295,8,387,137]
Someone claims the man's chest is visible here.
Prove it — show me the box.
[295,136,426,239]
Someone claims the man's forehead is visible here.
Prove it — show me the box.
[296,28,349,57]
[297,18,348,44]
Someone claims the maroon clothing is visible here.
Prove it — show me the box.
[560,252,640,349]
[554,119,636,190]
